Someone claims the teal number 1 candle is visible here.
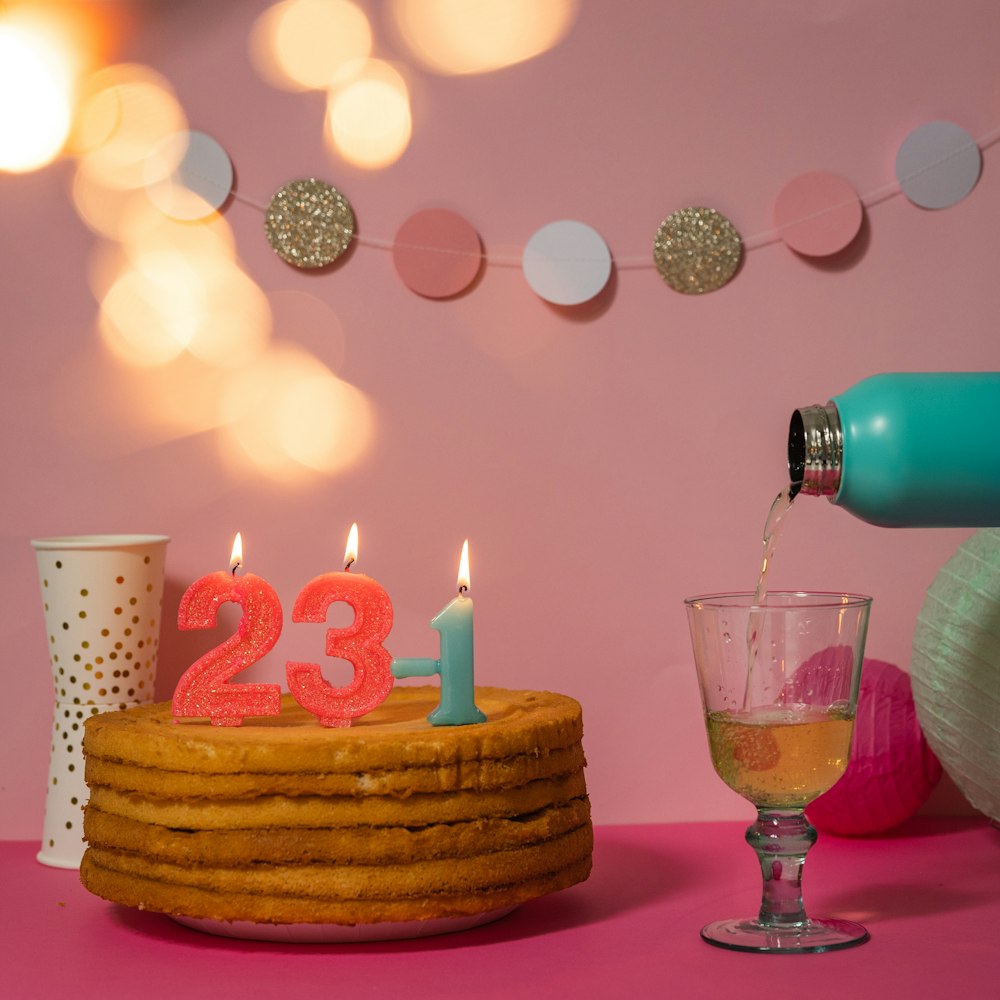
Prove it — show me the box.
[391,540,486,726]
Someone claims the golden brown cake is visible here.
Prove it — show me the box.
[80,686,592,928]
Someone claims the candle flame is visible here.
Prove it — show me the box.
[229,532,243,573]
[457,539,470,593]
[344,522,359,569]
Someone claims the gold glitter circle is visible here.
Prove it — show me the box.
[653,206,743,294]
[265,178,355,269]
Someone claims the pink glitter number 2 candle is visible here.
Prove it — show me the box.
[173,533,283,726]
[286,523,395,727]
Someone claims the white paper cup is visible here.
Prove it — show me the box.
[32,534,169,867]
[38,701,115,868]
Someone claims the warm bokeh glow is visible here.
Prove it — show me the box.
[250,0,372,91]
[117,200,237,266]
[325,59,411,168]
[54,26,375,482]
[185,263,272,368]
[98,252,270,370]
[71,68,124,156]
[72,170,146,239]
[0,21,74,172]
[99,266,192,366]
[81,195,237,293]
[388,0,578,75]
[74,64,186,189]
[219,343,375,479]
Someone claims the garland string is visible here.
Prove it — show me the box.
[218,124,1000,268]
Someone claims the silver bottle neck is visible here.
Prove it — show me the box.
[788,403,843,498]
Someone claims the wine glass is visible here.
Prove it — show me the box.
[684,591,873,953]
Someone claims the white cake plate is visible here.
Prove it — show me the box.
[171,905,517,943]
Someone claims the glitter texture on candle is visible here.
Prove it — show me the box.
[265,178,355,268]
[173,571,283,726]
[286,572,394,727]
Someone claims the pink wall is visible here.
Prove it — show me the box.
[2,1,995,839]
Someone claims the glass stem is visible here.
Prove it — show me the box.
[746,809,817,927]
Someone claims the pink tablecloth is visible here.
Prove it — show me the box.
[2,818,996,999]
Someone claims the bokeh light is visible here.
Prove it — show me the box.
[182,261,272,368]
[33,12,380,483]
[219,342,375,479]
[98,263,197,367]
[325,58,412,168]
[72,169,147,239]
[74,64,186,190]
[99,250,270,370]
[0,19,75,172]
[117,199,237,265]
[388,0,578,75]
[250,0,372,91]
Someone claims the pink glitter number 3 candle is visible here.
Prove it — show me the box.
[173,534,283,726]
[286,523,395,727]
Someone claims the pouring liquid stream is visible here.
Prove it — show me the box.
[742,484,798,711]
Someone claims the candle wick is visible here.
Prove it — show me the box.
[231,562,241,577]
[458,584,468,596]
[344,558,355,572]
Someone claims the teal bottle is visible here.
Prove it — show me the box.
[788,372,1000,527]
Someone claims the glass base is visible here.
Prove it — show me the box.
[701,917,869,954]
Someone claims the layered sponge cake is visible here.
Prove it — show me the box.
[80,686,592,928]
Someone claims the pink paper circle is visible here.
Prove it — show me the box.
[895,120,981,209]
[773,171,862,256]
[392,209,482,298]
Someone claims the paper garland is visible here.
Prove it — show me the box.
[773,171,863,257]
[653,207,742,294]
[392,208,482,298]
[895,120,982,210]
[522,221,612,304]
[265,178,355,268]
[149,119,993,304]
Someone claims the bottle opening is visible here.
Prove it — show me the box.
[788,410,805,499]
[787,403,842,497]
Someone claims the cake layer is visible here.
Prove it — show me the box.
[83,687,583,774]
[86,769,587,830]
[80,852,593,925]
[85,823,593,902]
[85,742,586,798]
[84,796,592,865]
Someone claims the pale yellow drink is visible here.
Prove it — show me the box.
[706,706,854,808]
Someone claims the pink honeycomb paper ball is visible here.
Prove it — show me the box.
[806,659,941,836]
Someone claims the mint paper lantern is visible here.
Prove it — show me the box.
[910,528,1000,823]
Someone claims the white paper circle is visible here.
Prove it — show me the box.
[911,528,1000,822]
[144,130,234,220]
[895,120,981,210]
[522,220,612,305]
